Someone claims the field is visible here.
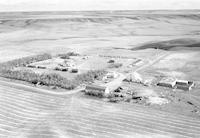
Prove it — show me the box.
[1,10,200,137]
[146,51,200,81]
[1,81,200,138]
[0,11,200,61]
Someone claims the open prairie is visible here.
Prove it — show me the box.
[1,10,200,138]
[0,10,200,59]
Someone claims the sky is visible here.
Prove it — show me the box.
[0,0,200,12]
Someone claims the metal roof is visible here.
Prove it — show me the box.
[159,77,176,84]
[86,85,107,91]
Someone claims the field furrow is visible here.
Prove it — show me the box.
[1,83,200,138]
[75,103,200,131]
[77,97,200,124]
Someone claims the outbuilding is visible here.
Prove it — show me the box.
[175,81,194,91]
[71,69,78,73]
[106,72,118,79]
[176,80,189,85]
[27,65,36,68]
[108,59,115,63]
[85,85,110,97]
[37,66,46,69]
[157,77,176,88]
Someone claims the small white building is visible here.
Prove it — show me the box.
[106,72,118,79]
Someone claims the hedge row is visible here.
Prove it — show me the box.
[74,70,106,85]
[0,68,106,90]
[57,52,79,59]
[0,53,52,70]
[0,53,106,90]
[0,69,76,89]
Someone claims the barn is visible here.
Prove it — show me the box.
[175,80,194,91]
[85,85,110,97]
[71,69,78,73]
[176,80,189,85]
[157,77,177,88]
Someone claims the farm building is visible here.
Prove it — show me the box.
[82,56,89,60]
[27,65,36,68]
[157,77,177,88]
[123,75,132,82]
[131,72,143,83]
[61,68,68,72]
[176,80,189,85]
[175,80,194,91]
[85,85,110,97]
[106,72,118,79]
[66,62,75,67]
[54,67,68,72]
[108,59,115,63]
[71,69,78,73]
[131,59,143,66]
[37,66,46,69]
[124,72,143,83]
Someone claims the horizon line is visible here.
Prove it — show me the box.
[0,9,200,13]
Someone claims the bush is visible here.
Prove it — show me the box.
[0,69,75,90]
[0,53,52,70]
[73,70,107,85]
[0,54,106,90]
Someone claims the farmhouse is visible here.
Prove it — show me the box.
[157,77,176,88]
[85,85,110,97]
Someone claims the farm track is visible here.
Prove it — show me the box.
[1,83,200,137]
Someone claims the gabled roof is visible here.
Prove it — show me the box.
[159,77,176,85]
[86,85,107,91]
